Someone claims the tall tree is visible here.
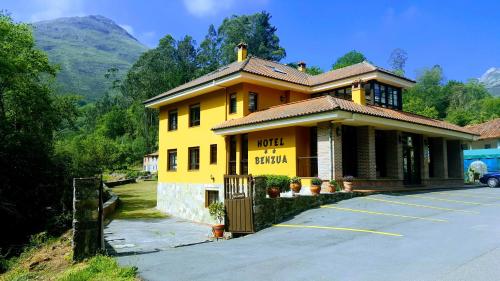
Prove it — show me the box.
[0,13,76,250]
[403,65,448,118]
[444,79,492,125]
[403,65,497,125]
[332,50,366,70]
[217,11,286,64]
[197,24,221,76]
[388,48,408,76]
[121,35,198,153]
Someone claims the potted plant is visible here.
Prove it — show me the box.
[208,202,225,239]
[343,176,354,192]
[310,177,322,195]
[265,175,291,198]
[328,179,338,193]
[290,176,302,194]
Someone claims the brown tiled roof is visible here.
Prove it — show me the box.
[144,59,247,104]
[212,96,477,135]
[144,58,415,105]
[466,118,500,140]
[309,62,376,85]
[242,57,311,85]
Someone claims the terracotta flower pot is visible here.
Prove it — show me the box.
[343,181,353,192]
[213,224,224,238]
[328,184,336,193]
[290,183,302,193]
[267,187,280,198]
[310,185,321,195]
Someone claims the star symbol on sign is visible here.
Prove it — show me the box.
[272,149,276,154]
[264,149,268,154]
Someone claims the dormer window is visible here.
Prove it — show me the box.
[371,81,402,110]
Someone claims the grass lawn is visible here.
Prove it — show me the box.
[0,231,138,281]
[111,180,167,220]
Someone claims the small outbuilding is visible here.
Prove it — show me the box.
[143,151,159,173]
[464,118,500,180]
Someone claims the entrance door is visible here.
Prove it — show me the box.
[402,134,421,185]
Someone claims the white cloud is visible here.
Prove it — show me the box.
[30,0,85,22]
[119,24,134,35]
[182,0,234,17]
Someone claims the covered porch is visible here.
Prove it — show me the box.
[314,123,466,190]
[213,95,476,190]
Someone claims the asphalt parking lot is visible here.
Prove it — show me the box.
[117,187,500,281]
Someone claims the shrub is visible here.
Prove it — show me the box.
[208,202,225,224]
[264,175,291,192]
[290,176,301,184]
[311,177,322,186]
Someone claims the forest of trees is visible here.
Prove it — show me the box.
[1,10,499,264]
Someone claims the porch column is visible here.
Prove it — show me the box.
[446,140,463,178]
[332,123,343,180]
[421,136,430,180]
[317,122,343,180]
[385,131,403,180]
[317,122,332,180]
[429,137,448,179]
[357,126,376,179]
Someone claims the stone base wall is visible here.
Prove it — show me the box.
[157,182,224,224]
[351,179,404,189]
[423,178,465,187]
[350,178,465,190]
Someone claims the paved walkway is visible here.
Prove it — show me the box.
[116,187,500,281]
[105,217,212,256]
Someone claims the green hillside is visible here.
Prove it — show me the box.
[33,15,148,101]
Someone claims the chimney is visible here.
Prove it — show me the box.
[352,79,366,105]
[297,61,306,72]
[237,42,248,62]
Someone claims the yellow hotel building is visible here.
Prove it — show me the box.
[144,43,478,223]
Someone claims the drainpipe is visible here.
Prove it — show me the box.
[329,123,334,180]
[214,82,229,175]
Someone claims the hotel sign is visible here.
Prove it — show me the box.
[255,137,288,165]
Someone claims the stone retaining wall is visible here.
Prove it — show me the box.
[253,176,365,232]
[105,178,136,188]
[103,191,118,219]
[72,177,103,261]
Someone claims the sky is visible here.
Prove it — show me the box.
[2,0,500,81]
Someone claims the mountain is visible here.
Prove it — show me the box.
[33,15,148,101]
[479,67,500,97]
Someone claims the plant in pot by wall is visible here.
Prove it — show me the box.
[328,179,338,193]
[290,176,302,194]
[208,201,225,239]
[343,176,354,192]
[265,175,291,198]
[310,177,322,195]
